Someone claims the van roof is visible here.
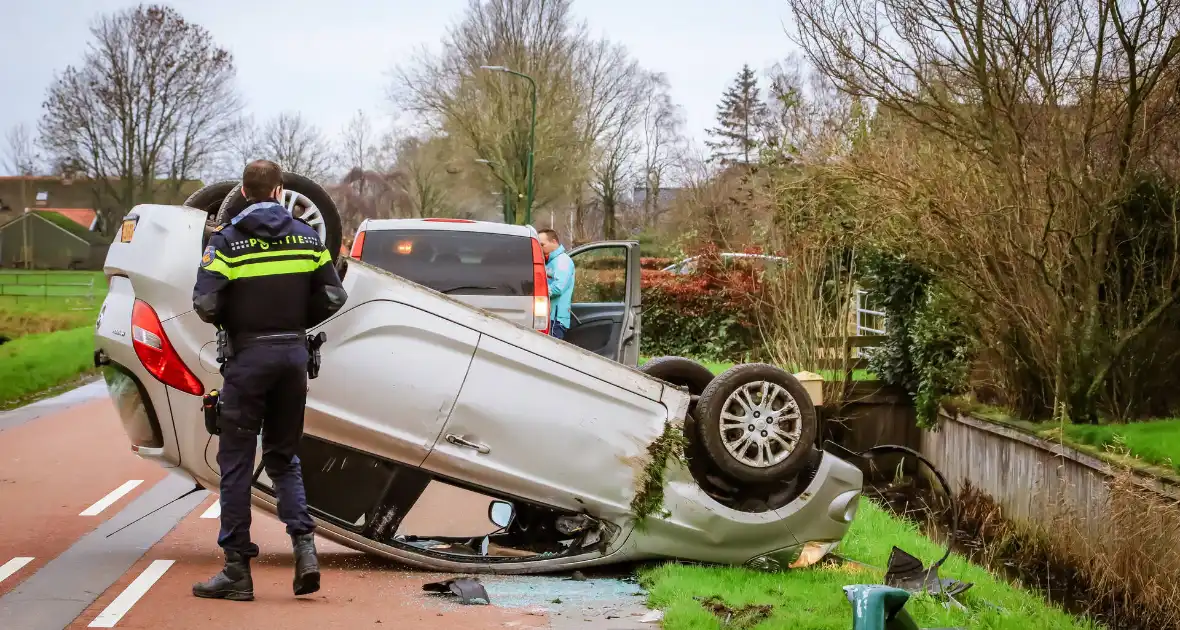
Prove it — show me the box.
[362,218,537,238]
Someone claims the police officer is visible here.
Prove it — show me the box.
[191,159,347,601]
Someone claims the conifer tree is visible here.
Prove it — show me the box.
[705,64,767,166]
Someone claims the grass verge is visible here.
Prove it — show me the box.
[948,400,1180,478]
[0,327,97,408]
[639,499,1094,630]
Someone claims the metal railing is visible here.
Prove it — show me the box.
[0,272,98,311]
[855,289,887,336]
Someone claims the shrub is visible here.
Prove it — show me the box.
[574,245,767,361]
[861,251,975,427]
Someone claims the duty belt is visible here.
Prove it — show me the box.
[233,331,306,347]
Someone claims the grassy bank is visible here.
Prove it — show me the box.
[953,402,1180,477]
[0,327,96,408]
[639,499,1094,630]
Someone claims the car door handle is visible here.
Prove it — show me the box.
[446,434,490,454]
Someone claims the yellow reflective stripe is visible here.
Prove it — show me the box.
[215,248,320,264]
[222,257,322,280]
[203,258,232,277]
[315,249,331,266]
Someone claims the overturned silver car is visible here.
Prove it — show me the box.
[92,175,864,574]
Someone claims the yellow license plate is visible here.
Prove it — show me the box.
[120,219,137,243]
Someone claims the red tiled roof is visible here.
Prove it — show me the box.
[40,208,96,229]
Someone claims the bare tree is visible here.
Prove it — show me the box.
[586,56,647,239]
[342,110,378,173]
[39,4,240,230]
[258,112,337,181]
[788,0,1180,421]
[3,123,42,176]
[638,72,686,227]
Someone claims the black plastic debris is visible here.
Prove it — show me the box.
[422,576,490,605]
[884,547,973,597]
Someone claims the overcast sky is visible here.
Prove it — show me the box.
[0,0,799,170]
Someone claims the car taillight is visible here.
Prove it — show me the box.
[131,300,204,396]
[350,230,366,259]
[531,239,550,334]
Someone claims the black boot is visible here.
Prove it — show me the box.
[193,551,254,601]
[292,532,320,596]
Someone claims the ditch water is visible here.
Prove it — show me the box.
[861,455,1151,630]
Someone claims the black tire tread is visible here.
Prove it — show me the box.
[638,356,715,395]
[696,363,818,485]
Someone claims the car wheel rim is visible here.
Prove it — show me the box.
[719,381,803,468]
[279,189,327,243]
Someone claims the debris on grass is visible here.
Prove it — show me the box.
[696,596,774,629]
[629,421,688,528]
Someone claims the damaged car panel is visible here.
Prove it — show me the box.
[94,176,865,575]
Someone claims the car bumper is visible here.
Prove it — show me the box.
[629,450,864,566]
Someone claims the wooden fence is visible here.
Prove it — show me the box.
[0,272,98,310]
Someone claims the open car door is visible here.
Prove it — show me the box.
[563,241,642,367]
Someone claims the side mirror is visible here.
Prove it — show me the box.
[488,500,515,530]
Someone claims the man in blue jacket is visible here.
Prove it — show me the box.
[538,229,574,339]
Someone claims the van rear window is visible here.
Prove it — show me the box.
[360,229,535,296]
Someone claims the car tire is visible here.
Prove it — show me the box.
[184,180,240,214]
[638,356,715,397]
[696,363,818,485]
[211,172,344,262]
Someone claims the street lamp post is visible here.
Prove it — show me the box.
[475,158,513,224]
[480,65,537,226]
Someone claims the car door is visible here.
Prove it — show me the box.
[419,332,672,520]
[562,241,642,367]
[206,298,480,478]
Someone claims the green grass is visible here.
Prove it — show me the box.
[639,357,877,381]
[0,327,97,408]
[0,270,104,298]
[950,400,1180,478]
[1058,420,1180,475]
[639,499,1095,630]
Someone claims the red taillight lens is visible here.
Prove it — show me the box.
[531,239,550,334]
[350,230,366,259]
[131,300,204,396]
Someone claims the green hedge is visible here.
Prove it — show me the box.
[578,248,765,362]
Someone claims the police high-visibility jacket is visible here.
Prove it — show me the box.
[192,199,347,335]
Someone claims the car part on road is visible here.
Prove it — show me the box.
[423,576,491,604]
[695,363,818,484]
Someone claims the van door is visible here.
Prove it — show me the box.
[562,241,641,366]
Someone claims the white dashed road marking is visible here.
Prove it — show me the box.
[200,500,220,519]
[88,559,174,628]
[0,557,33,585]
[80,480,143,516]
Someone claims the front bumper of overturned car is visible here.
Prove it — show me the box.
[628,450,865,567]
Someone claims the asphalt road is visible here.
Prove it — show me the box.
[0,382,651,629]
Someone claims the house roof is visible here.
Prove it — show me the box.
[40,208,96,230]
[0,211,109,245]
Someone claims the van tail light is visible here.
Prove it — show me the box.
[531,239,550,334]
[350,229,366,259]
[131,299,204,396]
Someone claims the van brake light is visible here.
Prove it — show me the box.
[131,300,204,395]
[350,230,366,259]
[531,239,550,334]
